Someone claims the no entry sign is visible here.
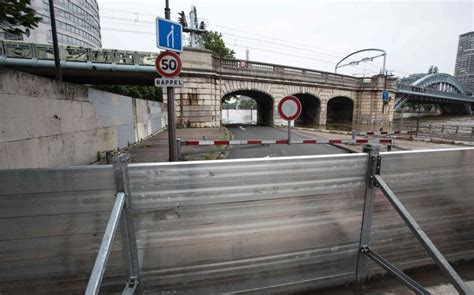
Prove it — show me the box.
[155,51,182,78]
[278,96,302,121]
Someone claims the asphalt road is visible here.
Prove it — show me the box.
[226,125,347,159]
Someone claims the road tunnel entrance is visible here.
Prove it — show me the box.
[327,96,354,126]
[221,90,274,126]
[292,93,321,127]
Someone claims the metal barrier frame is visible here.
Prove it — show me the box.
[85,154,140,295]
[84,149,471,294]
[355,145,472,294]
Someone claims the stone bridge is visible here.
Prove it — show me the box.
[0,41,396,128]
[174,48,396,128]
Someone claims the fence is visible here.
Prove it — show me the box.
[393,121,474,142]
[0,148,473,294]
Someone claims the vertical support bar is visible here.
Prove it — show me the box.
[355,144,380,284]
[113,154,140,287]
[456,126,459,134]
[176,138,182,161]
[48,0,62,81]
[471,127,474,140]
[441,125,445,133]
[287,120,291,145]
[352,130,356,140]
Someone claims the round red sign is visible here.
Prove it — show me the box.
[155,51,182,78]
[278,96,302,121]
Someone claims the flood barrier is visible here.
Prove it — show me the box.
[0,147,473,294]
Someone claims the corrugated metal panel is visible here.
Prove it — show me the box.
[128,154,368,294]
[368,148,474,277]
[0,165,125,292]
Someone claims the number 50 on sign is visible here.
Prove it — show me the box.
[155,51,182,78]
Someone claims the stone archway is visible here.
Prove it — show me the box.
[222,89,274,126]
[327,96,354,126]
[292,93,321,127]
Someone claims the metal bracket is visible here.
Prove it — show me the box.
[122,276,138,295]
[361,246,430,295]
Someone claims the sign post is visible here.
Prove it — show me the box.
[278,96,302,145]
[156,3,183,162]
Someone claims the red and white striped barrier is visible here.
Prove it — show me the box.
[355,130,414,136]
[181,138,392,146]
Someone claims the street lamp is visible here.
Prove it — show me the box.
[335,48,388,131]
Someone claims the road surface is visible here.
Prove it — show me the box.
[226,125,346,159]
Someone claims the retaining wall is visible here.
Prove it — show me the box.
[0,69,166,168]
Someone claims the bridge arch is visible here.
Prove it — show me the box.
[291,93,321,127]
[221,89,274,126]
[326,96,354,126]
[412,73,466,95]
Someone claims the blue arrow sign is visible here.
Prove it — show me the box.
[156,17,183,52]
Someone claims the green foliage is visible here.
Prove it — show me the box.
[93,85,163,102]
[0,0,41,35]
[202,31,235,58]
[239,98,257,109]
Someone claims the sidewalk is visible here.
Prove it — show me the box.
[126,128,230,163]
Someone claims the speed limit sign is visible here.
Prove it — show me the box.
[155,51,182,78]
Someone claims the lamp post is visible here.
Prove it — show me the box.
[335,49,387,131]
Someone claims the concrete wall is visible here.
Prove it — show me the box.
[0,69,166,169]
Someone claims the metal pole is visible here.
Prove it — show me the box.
[380,53,387,132]
[355,144,380,284]
[164,0,177,161]
[113,154,140,290]
[48,0,62,81]
[287,120,291,145]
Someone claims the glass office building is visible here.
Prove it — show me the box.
[1,0,101,48]
[454,31,474,96]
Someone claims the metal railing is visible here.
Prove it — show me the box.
[397,84,474,103]
[85,154,140,295]
[0,40,158,65]
[355,145,472,294]
[393,121,474,142]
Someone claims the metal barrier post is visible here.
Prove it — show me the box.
[176,138,182,161]
[352,130,356,140]
[355,144,380,283]
[113,154,140,293]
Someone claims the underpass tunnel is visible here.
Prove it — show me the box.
[221,90,274,126]
[327,96,354,126]
[292,93,321,127]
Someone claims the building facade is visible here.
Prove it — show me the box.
[1,0,101,48]
[454,31,474,96]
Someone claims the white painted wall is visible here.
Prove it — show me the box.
[0,69,166,169]
[222,109,257,125]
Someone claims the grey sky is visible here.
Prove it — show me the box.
[99,0,473,77]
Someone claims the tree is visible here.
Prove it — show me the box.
[0,0,41,35]
[202,31,235,58]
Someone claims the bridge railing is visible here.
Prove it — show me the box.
[0,40,158,66]
[397,83,474,102]
[213,56,365,87]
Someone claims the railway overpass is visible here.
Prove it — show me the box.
[1,41,473,128]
